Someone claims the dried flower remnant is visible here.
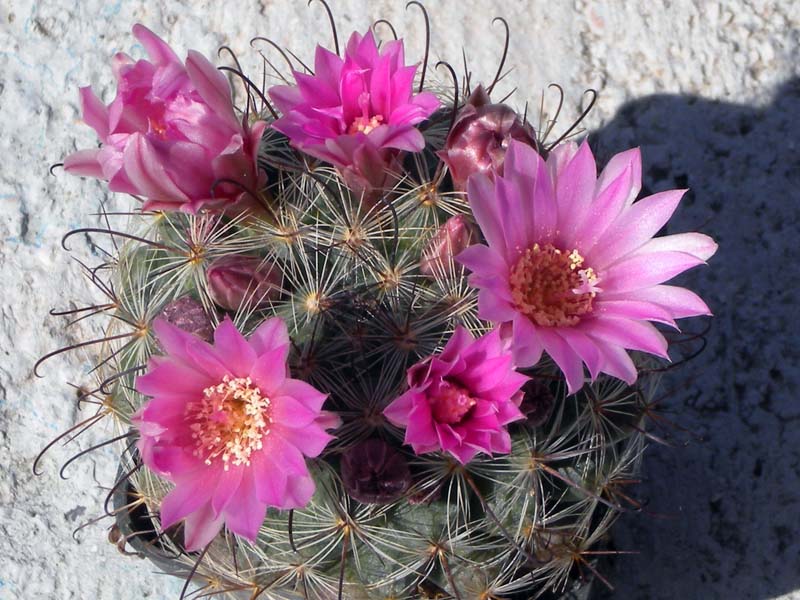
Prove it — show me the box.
[518,378,556,427]
[206,255,283,311]
[438,85,536,191]
[159,296,215,342]
[340,438,412,504]
[419,214,477,276]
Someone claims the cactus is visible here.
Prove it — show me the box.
[39,5,714,599]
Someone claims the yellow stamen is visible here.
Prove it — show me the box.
[187,376,272,470]
[348,114,384,135]
[509,243,598,327]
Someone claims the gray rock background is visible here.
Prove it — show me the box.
[1,0,797,598]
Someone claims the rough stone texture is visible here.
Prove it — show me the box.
[1,0,798,598]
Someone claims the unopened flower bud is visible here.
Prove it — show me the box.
[341,438,412,504]
[206,256,282,311]
[518,379,555,427]
[159,296,214,342]
[420,214,477,276]
[438,85,536,191]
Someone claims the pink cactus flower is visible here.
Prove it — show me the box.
[457,140,718,394]
[134,316,338,551]
[383,328,528,464]
[64,24,267,213]
[268,30,440,197]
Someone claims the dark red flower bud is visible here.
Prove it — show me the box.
[206,255,282,311]
[518,379,555,427]
[439,85,537,191]
[341,439,412,504]
[159,296,214,342]
[419,214,477,276]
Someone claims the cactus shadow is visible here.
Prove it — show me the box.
[588,77,800,600]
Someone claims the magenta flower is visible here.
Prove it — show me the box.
[64,25,266,213]
[269,30,439,196]
[457,140,718,393]
[383,328,527,464]
[134,316,338,551]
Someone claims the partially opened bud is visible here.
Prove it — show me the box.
[206,256,282,311]
[159,296,214,342]
[420,214,477,276]
[341,438,411,504]
[438,85,536,191]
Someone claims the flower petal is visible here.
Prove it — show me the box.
[553,141,597,240]
[211,466,244,517]
[275,378,328,413]
[183,501,225,551]
[276,425,334,458]
[594,299,678,328]
[249,317,291,355]
[63,149,104,178]
[78,86,109,139]
[467,173,506,251]
[222,471,266,541]
[511,315,544,368]
[122,133,190,203]
[271,395,319,428]
[185,49,240,130]
[633,232,718,261]
[284,474,316,507]
[596,343,638,384]
[538,328,585,394]
[586,317,669,358]
[601,251,706,293]
[595,147,641,207]
[590,189,686,269]
[383,391,415,427]
[615,285,712,319]
[132,24,181,66]
[160,478,214,530]
[557,328,603,380]
[248,345,289,394]
[136,360,208,398]
[213,317,257,377]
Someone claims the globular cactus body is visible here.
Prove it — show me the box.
[42,6,715,600]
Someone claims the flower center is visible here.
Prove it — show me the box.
[148,115,168,137]
[187,376,272,470]
[429,380,477,425]
[508,243,600,327]
[348,91,384,135]
[348,114,384,135]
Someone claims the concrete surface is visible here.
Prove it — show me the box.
[1,0,798,598]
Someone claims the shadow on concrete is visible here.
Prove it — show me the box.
[589,78,800,600]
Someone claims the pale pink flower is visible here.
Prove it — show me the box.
[269,30,439,197]
[457,140,718,393]
[383,328,527,464]
[64,24,266,213]
[134,316,338,550]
